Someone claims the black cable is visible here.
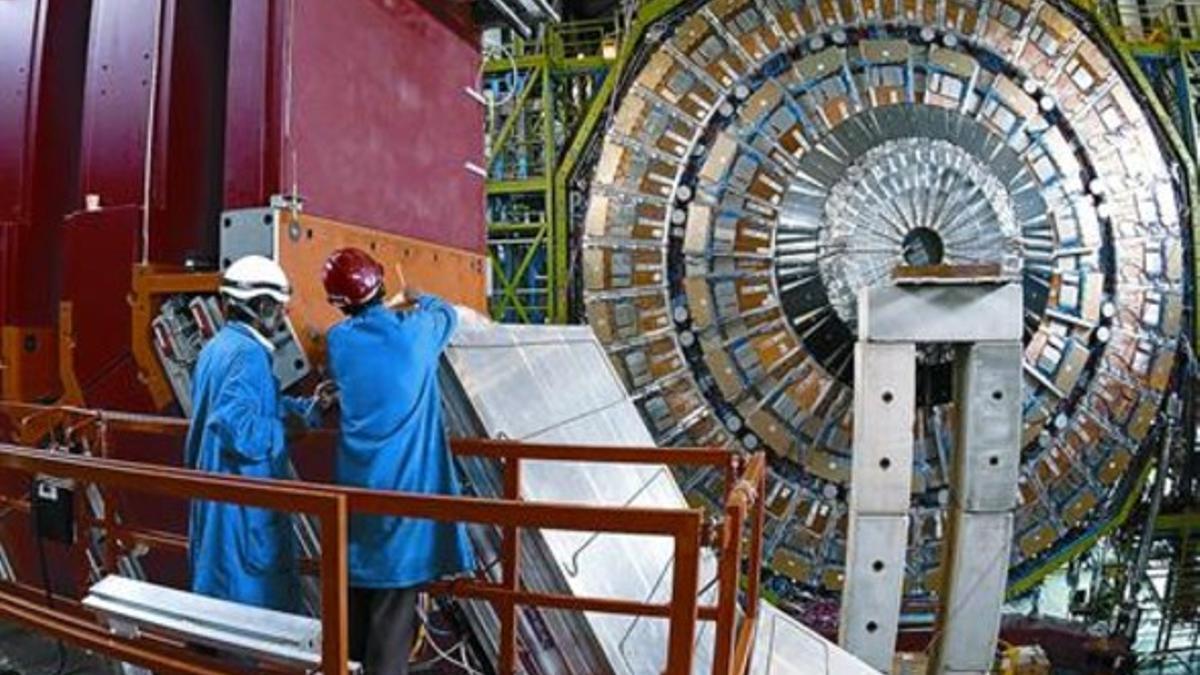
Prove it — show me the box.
[29,476,68,675]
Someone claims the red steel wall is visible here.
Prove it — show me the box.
[224,0,485,251]
[59,0,235,410]
[0,0,483,596]
[0,0,484,409]
[0,0,91,402]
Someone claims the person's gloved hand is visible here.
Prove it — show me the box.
[385,263,421,310]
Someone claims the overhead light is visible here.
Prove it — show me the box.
[601,37,618,60]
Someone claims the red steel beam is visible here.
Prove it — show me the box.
[499,456,522,672]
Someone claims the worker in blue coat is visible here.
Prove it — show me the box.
[185,255,331,613]
[322,247,474,675]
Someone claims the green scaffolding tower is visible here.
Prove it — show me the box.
[482,2,686,324]
[483,18,621,323]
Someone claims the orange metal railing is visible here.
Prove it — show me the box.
[441,438,767,674]
[0,443,350,675]
[0,403,766,674]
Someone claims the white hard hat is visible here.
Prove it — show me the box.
[220,255,291,303]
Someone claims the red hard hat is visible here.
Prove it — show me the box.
[323,247,384,308]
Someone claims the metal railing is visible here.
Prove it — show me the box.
[0,403,766,674]
[483,17,623,61]
[0,443,350,675]
[1108,0,1200,41]
[556,17,624,61]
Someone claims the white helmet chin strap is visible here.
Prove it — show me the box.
[227,296,283,340]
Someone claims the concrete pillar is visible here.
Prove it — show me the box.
[840,342,915,672]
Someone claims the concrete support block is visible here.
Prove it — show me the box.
[850,342,916,515]
[858,284,1022,343]
[841,342,915,673]
[840,514,909,673]
[953,342,1023,512]
[931,512,1014,673]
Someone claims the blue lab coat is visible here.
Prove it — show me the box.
[185,322,316,612]
[327,296,474,589]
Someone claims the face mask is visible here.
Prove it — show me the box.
[254,298,285,336]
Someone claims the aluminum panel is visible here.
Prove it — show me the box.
[443,314,875,674]
[444,316,714,674]
[751,606,878,675]
[84,575,320,668]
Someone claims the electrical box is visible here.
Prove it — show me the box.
[31,476,75,545]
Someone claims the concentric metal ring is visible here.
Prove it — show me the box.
[581,0,1186,602]
[815,136,1022,329]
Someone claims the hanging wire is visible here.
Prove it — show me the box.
[412,599,485,674]
[563,466,668,576]
[139,0,167,265]
[283,0,300,206]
